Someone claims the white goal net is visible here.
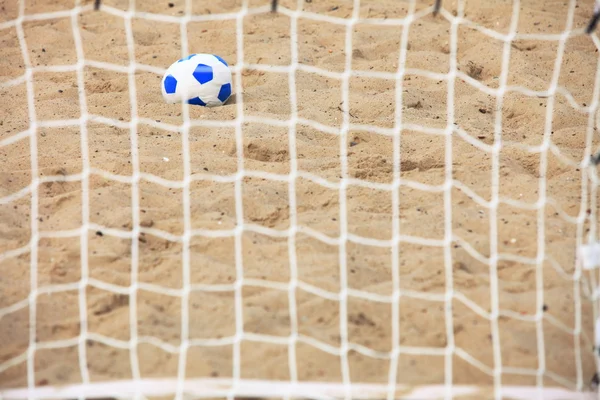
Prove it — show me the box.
[1,0,600,399]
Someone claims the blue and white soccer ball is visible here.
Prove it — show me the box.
[161,53,232,107]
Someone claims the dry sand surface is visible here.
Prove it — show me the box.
[1,0,600,397]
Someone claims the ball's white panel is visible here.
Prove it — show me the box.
[212,61,233,86]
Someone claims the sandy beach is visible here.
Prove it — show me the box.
[1,0,599,396]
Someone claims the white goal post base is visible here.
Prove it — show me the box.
[0,379,597,400]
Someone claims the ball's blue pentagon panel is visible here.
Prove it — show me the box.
[214,54,228,67]
[188,96,206,106]
[192,63,214,85]
[163,75,177,94]
[178,54,196,62]
[218,83,231,103]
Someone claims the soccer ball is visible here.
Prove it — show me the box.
[161,53,232,107]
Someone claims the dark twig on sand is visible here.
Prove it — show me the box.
[94,0,101,10]
[433,0,441,15]
[271,0,278,12]
[591,372,599,390]
[591,150,600,166]
[586,1,600,34]
[587,12,600,34]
